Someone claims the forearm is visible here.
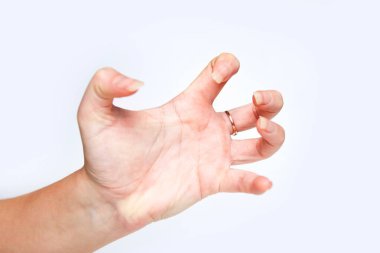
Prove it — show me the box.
[0,168,127,253]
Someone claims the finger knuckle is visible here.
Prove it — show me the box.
[93,67,116,83]
[278,127,286,145]
[260,149,273,159]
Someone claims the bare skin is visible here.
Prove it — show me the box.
[0,53,285,252]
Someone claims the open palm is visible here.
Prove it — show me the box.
[77,53,285,228]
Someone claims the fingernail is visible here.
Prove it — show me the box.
[114,74,144,92]
[113,75,128,87]
[210,53,239,84]
[211,64,230,84]
[253,91,263,105]
[259,117,274,132]
[127,80,144,92]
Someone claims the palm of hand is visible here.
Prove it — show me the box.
[84,95,230,223]
[78,53,284,227]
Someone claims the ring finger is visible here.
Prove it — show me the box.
[219,90,284,135]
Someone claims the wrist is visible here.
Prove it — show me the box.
[78,167,149,236]
[75,168,126,232]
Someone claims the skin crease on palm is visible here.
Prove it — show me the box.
[77,52,285,231]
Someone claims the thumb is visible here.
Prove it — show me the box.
[77,67,143,123]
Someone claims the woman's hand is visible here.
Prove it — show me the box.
[77,53,285,232]
[0,53,284,252]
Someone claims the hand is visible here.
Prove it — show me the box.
[77,53,285,232]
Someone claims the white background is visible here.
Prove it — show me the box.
[1,0,379,252]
